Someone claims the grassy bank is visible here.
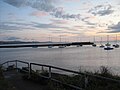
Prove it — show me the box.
[0,67,16,90]
[25,66,120,90]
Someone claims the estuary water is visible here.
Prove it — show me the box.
[0,43,120,75]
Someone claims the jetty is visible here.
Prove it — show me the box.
[0,42,94,48]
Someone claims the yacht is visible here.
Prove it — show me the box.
[104,35,114,50]
[104,46,114,50]
[92,36,97,47]
[58,45,65,48]
[48,36,54,48]
[113,35,119,48]
[58,35,65,48]
[99,37,104,48]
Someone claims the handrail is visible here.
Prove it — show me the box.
[30,63,120,83]
[1,60,120,90]
[0,60,29,69]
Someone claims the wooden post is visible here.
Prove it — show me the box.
[15,60,18,72]
[85,75,88,89]
[29,63,31,78]
[7,61,9,67]
[41,66,44,72]
[15,60,17,69]
[49,66,51,78]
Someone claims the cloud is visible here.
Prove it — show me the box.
[81,17,96,25]
[108,22,120,33]
[0,23,22,30]
[0,21,70,31]
[0,22,34,31]
[3,0,81,20]
[88,4,114,16]
[82,20,96,26]
[63,0,79,2]
[5,36,21,40]
[3,0,55,12]
[51,7,81,20]
[32,22,69,29]
[3,0,26,7]
[30,11,48,17]
[50,19,68,24]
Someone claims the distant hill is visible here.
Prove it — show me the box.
[0,41,41,44]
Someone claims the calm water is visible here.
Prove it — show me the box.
[0,43,120,75]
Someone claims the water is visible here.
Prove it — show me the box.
[0,43,120,75]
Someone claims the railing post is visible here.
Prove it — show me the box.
[84,75,88,89]
[15,60,17,69]
[41,66,44,72]
[15,60,18,72]
[49,66,51,78]
[7,61,9,67]
[29,63,31,78]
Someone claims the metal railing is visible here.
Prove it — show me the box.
[1,60,120,90]
[1,60,29,70]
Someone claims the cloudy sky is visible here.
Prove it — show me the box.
[0,0,120,42]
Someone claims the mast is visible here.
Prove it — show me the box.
[107,35,109,44]
[116,34,117,44]
[100,37,102,45]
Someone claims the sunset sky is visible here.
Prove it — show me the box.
[0,0,120,42]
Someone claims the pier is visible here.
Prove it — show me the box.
[0,42,94,48]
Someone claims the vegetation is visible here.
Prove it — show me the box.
[0,67,16,90]
[1,66,120,90]
[23,66,120,90]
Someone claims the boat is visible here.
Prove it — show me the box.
[105,43,111,46]
[104,46,114,50]
[99,44,104,48]
[32,46,38,48]
[48,45,53,48]
[58,45,65,48]
[113,44,119,48]
[104,35,114,50]
[92,36,97,47]
[48,36,54,48]
[113,35,119,48]
[76,44,82,47]
[58,35,65,48]
[99,37,104,48]
[92,44,96,47]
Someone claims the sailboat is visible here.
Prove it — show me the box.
[76,37,82,47]
[58,35,65,48]
[104,35,114,50]
[99,37,104,48]
[92,36,97,47]
[113,35,119,48]
[48,36,53,48]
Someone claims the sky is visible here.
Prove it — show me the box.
[0,0,120,42]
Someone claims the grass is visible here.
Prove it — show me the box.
[24,66,120,90]
[0,67,16,90]
[1,66,120,90]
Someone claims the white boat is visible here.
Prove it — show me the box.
[104,35,114,50]
[58,35,65,48]
[92,36,97,47]
[99,37,104,48]
[58,45,65,48]
[99,44,104,48]
[113,44,119,48]
[48,45,53,48]
[48,36,54,48]
[113,35,119,48]
[104,46,114,50]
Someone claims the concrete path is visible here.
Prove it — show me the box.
[3,70,47,90]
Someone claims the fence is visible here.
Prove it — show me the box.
[1,60,120,90]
